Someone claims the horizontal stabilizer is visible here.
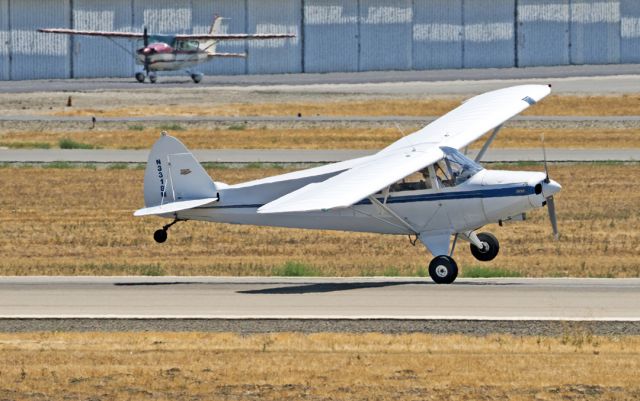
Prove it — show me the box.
[134,197,218,217]
[209,52,247,58]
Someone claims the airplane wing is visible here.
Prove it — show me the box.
[380,84,551,154]
[37,29,294,40]
[258,146,443,214]
[258,85,550,214]
[175,33,295,40]
[37,28,144,38]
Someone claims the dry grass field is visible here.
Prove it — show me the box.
[0,163,638,277]
[0,332,638,401]
[1,126,639,150]
[52,94,640,118]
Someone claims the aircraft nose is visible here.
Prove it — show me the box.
[542,179,562,198]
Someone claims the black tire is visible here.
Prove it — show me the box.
[470,232,499,262]
[191,74,203,83]
[135,72,145,83]
[428,256,458,284]
[149,73,157,84]
[153,229,167,243]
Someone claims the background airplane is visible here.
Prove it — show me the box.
[134,85,561,284]
[38,16,295,83]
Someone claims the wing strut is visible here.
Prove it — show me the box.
[474,124,503,163]
[367,196,418,234]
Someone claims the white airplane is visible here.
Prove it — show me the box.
[134,85,561,284]
[39,16,294,83]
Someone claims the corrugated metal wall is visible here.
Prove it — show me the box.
[73,0,134,78]
[247,0,301,74]
[10,0,71,80]
[359,0,412,71]
[463,0,516,68]
[0,0,9,81]
[303,0,358,73]
[621,0,640,63]
[570,0,620,64]
[2,0,640,80]
[413,0,463,70]
[517,0,570,66]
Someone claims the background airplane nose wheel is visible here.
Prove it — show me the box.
[149,72,157,83]
[153,229,167,243]
[191,73,203,83]
[470,232,500,261]
[428,255,458,284]
[135,72,145,83]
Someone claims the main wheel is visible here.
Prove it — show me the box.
[149,73,157,83]
[153,229,167,243]
[470,232,499,262]
[191,73,203,83]
[428,255,458,284]
[135,72,145,83]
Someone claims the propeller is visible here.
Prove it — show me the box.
[541,134,559,239]
[143,26,150,75]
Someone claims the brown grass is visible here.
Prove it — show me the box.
[52,94,640,118]
[1,127,639,150]
[0,332,638,401]
[0,164,638,277]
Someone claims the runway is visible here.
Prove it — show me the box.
[1,148,637,163]
[1,64,640,94]
[0,277,638,320]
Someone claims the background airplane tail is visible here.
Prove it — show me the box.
[136,133,218,216]
[201,15,246,58]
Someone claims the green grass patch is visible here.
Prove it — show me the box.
[272,261,320,277]
[59,138,95,150]
[158,123,185,131]
[0,141,51,149]
[128,124,145,131]
[140,264,166,276]
[42,161,74,169]
[462,266,522,278]
[382,267,400,277]
[228,123,247,131]
[107,163,130,170]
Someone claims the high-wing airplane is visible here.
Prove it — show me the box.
[134,85,561,284]
[38,16,295,83]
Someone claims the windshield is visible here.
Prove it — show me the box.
[440,146,484,184]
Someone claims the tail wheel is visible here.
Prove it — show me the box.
[470,232,499,262]
[153,229,167,243]
[428,255,458,284]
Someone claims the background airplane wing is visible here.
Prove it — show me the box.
[258,146,443,214]
[38,28,144,38]
[380,84,551,154]
[175,33,295,40]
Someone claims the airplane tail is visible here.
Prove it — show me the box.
[201,15,247,58]
[134,132,218,217]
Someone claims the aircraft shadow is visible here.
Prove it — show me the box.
[237,281,427,294]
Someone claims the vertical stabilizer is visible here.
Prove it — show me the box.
[142,133,217,208]
[201,15,223,55]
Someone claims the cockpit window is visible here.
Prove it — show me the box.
[440,146,483,185]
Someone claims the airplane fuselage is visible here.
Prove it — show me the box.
[136,43,209,71]
[177,169,556,236]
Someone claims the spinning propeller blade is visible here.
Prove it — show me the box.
[143,26,150,74]
[541,133,559,239]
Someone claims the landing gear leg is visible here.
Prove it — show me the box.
[153,218,183,243]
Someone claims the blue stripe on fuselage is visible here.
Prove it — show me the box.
[195,185,535,210]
